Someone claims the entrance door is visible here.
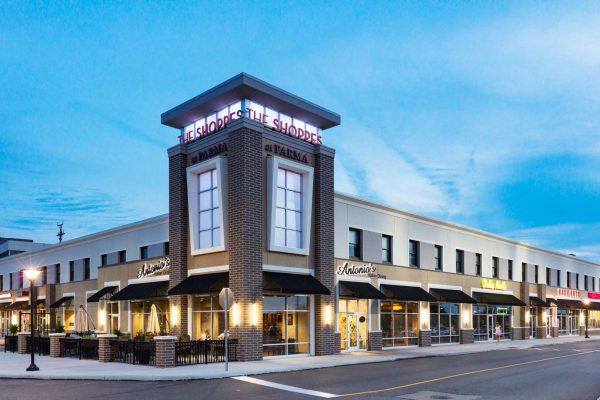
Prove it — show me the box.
[569,315,577,335]
[530,310,537,338]
[487,315,494,340]
[347,314,359,351]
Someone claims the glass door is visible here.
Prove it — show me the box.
[339,314,348,351]
[348,314,359,351]
[569,314,577,335]
[530,308,537,338]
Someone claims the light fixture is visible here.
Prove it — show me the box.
[23,269,41,282]
[323,304,332,326]
[23,268,40,372]
[251,303,259,326]
[232,303,240,326]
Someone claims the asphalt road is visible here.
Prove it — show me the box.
[1,341,599,400]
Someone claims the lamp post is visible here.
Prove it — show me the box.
[23,269,41,372]
[583,299,590,339]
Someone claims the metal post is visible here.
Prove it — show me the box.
[26,283,38,371]
[585,307,590,339]
[225,295,228,372]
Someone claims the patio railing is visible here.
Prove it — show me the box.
[61,338,99,360]
[112,340,155,366]
[26,336,50,356]
[175,339,238,366]
[4,336,17,353]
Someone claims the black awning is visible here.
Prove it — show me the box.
[530,296,550,307]
[87,286,118,303]
[33,299,45,307]
[6,301,28,311]
[555,299,584,309]
[339,281,386,299]
[168,272,229,295]
[588,302,600,311]
[548,298,559,305]
[472,292,526,306]
[430,288,476,304]
[263,272,330,295]
[50,296,74,309]
[0,302,11,310]
[380,284,436,302]
[110,281,169,301]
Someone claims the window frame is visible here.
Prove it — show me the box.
[118,250,127,264]
[186,156,227,256]
[508,260,513,280]
[382,235,392,263]
[492,257,499,278]
[455,249,464,274]
[475,253,482,276]
[409,240,420,268]
[348,228,362,260]
[267,156,314,256]
[434,245,443,271]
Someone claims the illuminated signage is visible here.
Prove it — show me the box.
[497,307,509,315]
[179,99,323,146]
[480,279,507,291]
[137,257,171,279]
[336,262,386,279]
[589,292,600,300]
[557,288,580,299]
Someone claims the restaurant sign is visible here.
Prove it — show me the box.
[137,257,171,279]
[589,292,600,300]
[557,288,580,299]
[336,262,386,279]
[480,279,507,291]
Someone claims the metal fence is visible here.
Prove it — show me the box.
[61,338,99,360]
[4,336,17,353]
[26,336,50,356]
[175,339,238,366]
[112,340,156,366]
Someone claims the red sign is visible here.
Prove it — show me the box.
[557,288,580,298]
[588,292,600,300]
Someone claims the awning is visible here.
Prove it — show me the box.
[472,292,526,306]
[263,272,330,295]
[168,272,228,295]
[339,281,386,299]
[0,302,11,310]
[588,302,600,311]
[529,296,550,307]
[87,286,118,302]
[110,281,169,301]
[430,288,476,304]
[50,296,74,309]
[6,301,28,311]
[380,284,436,302]
[33,299,46,307]
[554,299,584,309]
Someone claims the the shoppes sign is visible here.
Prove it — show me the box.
[137,257,171,279]
[336,262,386,279]
[179,100,323,146]
[480,279,507,291]
[557,288,580,299]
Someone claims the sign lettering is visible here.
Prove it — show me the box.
[265,144,308,163]
[480,279,507,291]
[190,143,228,164]
[137,257,171,279]
[557,288,580,299]
[588,292,600,300]
[336,262,386,279]
[0,293,11,300]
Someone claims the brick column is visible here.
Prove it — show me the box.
[228,127,263,361]
[154,336,177,368]
[418,330,432,347]
[460,329,475,344]
[314,148,338,356]
[49,333,66,357]
[367,331,382,350]
[98,334,117,362]
[17,332,30,354]
[551,326,559,337]
[168,146,189,338]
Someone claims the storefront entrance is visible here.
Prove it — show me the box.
[339,299,367,351]
[529,307,538,338]
[557,308,577,336]
[473,305,512,341]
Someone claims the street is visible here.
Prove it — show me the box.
[1,340,599,400]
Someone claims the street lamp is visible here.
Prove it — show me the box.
[583,299,590,339]
[23,269,41,372]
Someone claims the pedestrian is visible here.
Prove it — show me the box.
[495,323,502,343]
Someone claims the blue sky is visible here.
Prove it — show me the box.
[2,1,600,261]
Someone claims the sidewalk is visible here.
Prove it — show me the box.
[0,336,597,381]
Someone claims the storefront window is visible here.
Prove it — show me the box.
[263,295,310,357]
[62,303,75,332]
[192,296,225,340]
[589,310,599,329]
[473,305,512,341]
[131,299,170,336]
[107,301,119,334]
[557,308,578,335]
[430,303,459,344]
[338,299,368,351]
[381,301,419,347]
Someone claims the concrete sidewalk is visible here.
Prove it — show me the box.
[0,336,598,381]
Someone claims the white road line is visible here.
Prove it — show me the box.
[232,376,340,398]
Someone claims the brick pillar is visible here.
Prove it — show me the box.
[314,148,338,356]
[98,334,116,362]
[367,331,382,350]
[419,330,431,347]
[49,333,66,357]
[17,332,30,354]
[228,128,263,361]
[460,329,475,344]
[155,336,177,368]
[168,146,189,338]
[551,326,559,337]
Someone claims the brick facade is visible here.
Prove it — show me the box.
[418,329,432,347]
[460,328,474,344]
[367,331,382,350]
[49,333,66,357]
[98,334,116,362]
[155,336,177,368]
[168,149,189,338]
[17,332,30,354]
[227,127,264,361]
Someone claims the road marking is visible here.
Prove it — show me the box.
[232,376,340,398]
[340,350,597,397]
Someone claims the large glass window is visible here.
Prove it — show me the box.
[382,235,392,263]
[107,301,119,334]
[198,169,221,249]
[131,299,170,336]
[275,168,302,249]
[338,299,368,351]
[192,296,225,340]
[473,304,512,341]
[434,245,443,270]
[349,229,361,259]
[381,301,419,347]
[430,303,460,344]
[557,308,577,336]
[263,296,310,357]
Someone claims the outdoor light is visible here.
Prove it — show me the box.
[232,303,240,326]
[24,268,41,372]
[251,303,259,326]
[323,304,332,326]
[170,304,180,328]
